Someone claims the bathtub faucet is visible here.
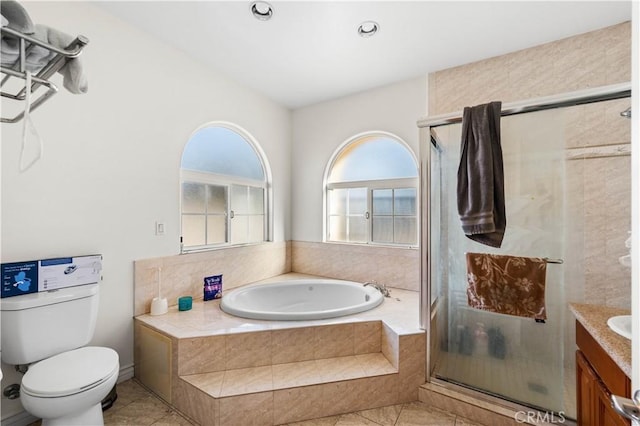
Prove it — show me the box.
[364,281,390,297]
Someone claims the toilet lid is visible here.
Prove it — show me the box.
[22,347,119,398]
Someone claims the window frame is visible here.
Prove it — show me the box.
[323,131,419,248]
[180,122,272,253]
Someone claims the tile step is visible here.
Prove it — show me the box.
[181,352,397,398]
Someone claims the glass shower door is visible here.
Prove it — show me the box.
[429,108,567,414]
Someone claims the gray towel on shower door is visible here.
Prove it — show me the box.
[457,101,505,248]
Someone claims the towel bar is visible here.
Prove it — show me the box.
[543,258,564,264]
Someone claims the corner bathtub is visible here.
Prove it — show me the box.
[220,278,384,321]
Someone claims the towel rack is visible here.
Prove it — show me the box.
[0,26,89,123]
[543,258,564,264]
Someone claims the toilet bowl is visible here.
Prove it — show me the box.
[20,346,119,426]
[0,279,118,425]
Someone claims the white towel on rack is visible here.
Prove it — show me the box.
[38,24,87,94]
[1,34,20,66]
[1,14,9,27]
[1,25,54,72]
[1,24,87,94]
[0,0,35,34]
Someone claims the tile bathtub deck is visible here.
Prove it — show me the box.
[135,273,423,339]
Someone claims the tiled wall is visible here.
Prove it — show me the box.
[429,22,630,116]
[134,240,419,315]
[291,241,420,291]
[134,241,290,316]
[564,98,632,310]
[428,22,631,310]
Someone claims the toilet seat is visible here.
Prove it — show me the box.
[21,346,119,398]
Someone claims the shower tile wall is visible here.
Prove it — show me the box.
[564,98,632,310]
[429,22,630,115]
[428,21,631,310]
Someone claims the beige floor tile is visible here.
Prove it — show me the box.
[396,402,457,426]
[283,415,341,426]
[150,411,194,426]
[357,404,403,425]
[114,379,155,407]
[103,394,174,425]
[334,413,381,425]
[455,416,487,426]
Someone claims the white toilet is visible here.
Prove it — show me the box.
[0,283,119,426]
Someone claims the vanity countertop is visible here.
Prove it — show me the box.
[569,303,631,378]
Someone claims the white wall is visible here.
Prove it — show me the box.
[1,2,291,419]
[291,76,428,242]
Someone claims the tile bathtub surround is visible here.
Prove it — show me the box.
[135,280,426,425]
[154,328,425,424]
[291,241,420,292]
[134,240,421,315]
[134,241,290,315]
[175,321,386,376]
[173,349,420,425]
[136,273,421,339]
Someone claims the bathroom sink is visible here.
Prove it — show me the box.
[607,315,632,340]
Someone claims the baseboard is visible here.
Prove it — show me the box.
[0,364,136,426]
[118,363,135,382]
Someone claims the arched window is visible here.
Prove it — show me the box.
[324,132,418,246]
[180,123,271,251]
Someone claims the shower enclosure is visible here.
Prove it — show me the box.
[419,84,632,420]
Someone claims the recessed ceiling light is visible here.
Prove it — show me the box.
[358,21,379,38]
[251,1,273,21]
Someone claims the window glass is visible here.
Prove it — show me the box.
[180,124,269,251]
[372,189,393,215]
[328,136,417,183]
[325,133,418,247]
[182,183,206,214]
[394,188,416,215]
[327,187,367,242]
[182,215,206,246]
[181,126,264,180]
[207,185,227,213]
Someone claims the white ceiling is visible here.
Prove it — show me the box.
[96,1,632,109]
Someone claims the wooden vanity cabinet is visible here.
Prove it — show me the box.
[576,321,630,426]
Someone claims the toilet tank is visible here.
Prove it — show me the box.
[0,284,99,365]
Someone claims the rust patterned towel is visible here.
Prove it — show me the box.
[466,252,547,320]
